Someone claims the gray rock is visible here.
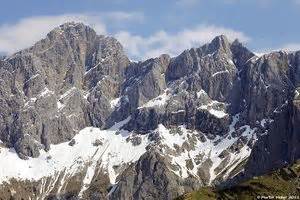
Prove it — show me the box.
[68,139,76,146]
[0,22,130,157]
[109,151,201,200]
[92,139,103,146]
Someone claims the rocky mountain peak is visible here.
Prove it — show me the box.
[211,34,230,47]
[57,22,91,31]
[206,34,231,54]
[230,38,255,68]
[47,22,98,41]
[0,23,130,159]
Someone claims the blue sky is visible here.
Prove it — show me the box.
[0,0,299,60]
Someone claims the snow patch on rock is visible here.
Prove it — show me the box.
[139,91,170,108]
[212,70,229,77]
[110,97,121,109]
[0,117,148,189]
[0,114,257,193]
[155,114,257,184]
[199,101,228,118]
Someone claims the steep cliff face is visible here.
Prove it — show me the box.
[0,22,130,159]
[0,23,299,200]
[240,51,300,178]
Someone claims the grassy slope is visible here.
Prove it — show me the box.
[176,160,300,200]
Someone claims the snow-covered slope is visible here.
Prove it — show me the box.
[0,118,145,186]
[0,113,259,197]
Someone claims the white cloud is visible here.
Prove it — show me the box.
[254,43,300,57]
[281,43,300,52]
[115,25,250,60]
[0,14,250,61]
[0,12,144,55]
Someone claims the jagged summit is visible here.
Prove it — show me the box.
[210,34,231,51]
[52,22,92,31]
[6,22,299,65]
[48,22,98,40]
[10,22,253,66]
[56,21,91,30]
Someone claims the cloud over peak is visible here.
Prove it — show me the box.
[0,13,250,61]
[0,12,143,55]
[116,25,250,60]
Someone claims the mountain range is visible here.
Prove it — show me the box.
[0,22,299,200]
